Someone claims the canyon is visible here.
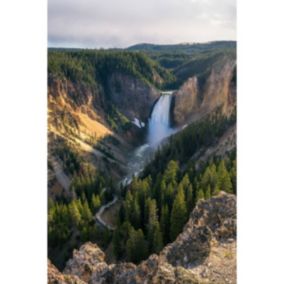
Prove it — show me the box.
[48,42,237,283]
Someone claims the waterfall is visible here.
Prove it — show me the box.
[121,91,175,186]
[148,92,174,147]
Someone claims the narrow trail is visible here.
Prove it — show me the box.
[95,196,118,230]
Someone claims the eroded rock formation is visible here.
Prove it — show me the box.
[49,192,236,284]
[173,57,236,126]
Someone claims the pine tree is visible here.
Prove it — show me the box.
[200,167,211,189]
[126,228,148,263]
[163,160,178,187]
[178,174,190,194]
[170,187,187,241]
[69,201,81,227]
[213,185,220,196]
[160,179,167,207]
[205,185,211,199]
[186,183,193,214]
[132,196,141,228]
[82,200,92,222]
[152,223,163,253]
[112,228,123,259]
[209,163,218,190]
[230,160,237,193]
[196,188,205,201]
[147,199,163,253]
[91,194,101,212]
[217,160,233,193]
[165,183,175,210]
[124,190,133,222]
[160,204,170,244]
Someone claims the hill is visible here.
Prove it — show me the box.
[127,41,236,54]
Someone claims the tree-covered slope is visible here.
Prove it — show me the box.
[127,41,236,55]
[48,49,175,91]
[112,109,236,263]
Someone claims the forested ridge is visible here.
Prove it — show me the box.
[48,50,175,91]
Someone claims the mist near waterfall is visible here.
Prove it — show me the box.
[122,92,175,185]
[148,92,175,147]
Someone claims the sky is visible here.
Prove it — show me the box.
[48,0,236,48]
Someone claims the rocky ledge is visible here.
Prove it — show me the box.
[48,192,236,284]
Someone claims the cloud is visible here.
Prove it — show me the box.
[48,0,236,48]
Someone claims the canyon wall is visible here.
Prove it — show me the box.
[172,56,236,127]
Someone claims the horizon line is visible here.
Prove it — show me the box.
[48,40,237,50]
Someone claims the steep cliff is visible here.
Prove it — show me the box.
[48,50,172,197]
[172,54,236,127]
[48,192,236,284]
[107,73,160,122]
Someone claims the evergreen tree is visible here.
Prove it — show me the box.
[165,183,175,210]
[213,185,220,196]
[124,190,134,222]
[196,188,205,201]
[132,196,141,228]
[205,185,211,199]
[152,224,163,253]
[200,167,211,190]
[126,228,148,263]
[147,199,163,253]
[230,160,237,193]
[186,183,193,214]
[177,174,190,194]
[82,200,92,222]
[209,163,218,190]
[170,187,187,241]
[112,228,123,259]
[69,201,81,227]
[91,194,101,212]
[217,160,233,193]
[160,204,170,244]
[163,160,178,187]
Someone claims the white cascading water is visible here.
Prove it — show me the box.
[121,91,175,186]
[148,92,174,147]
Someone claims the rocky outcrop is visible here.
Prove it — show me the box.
[172,76,199,125]
[108,73,160,122]
[49,192,236,284]
[173,57,236,126]
[48,260,86,284]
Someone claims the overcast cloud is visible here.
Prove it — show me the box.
[48,0,236,48]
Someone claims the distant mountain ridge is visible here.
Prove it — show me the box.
[127,41,236,54]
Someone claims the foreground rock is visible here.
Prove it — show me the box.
[49,192,236,284]
[48,260,85,284]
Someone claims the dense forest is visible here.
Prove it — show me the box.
[48,50,175,91]
[48,108,236,268]
[48,165,114,269]
[113,155,236,263]
[112,110,236,263]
